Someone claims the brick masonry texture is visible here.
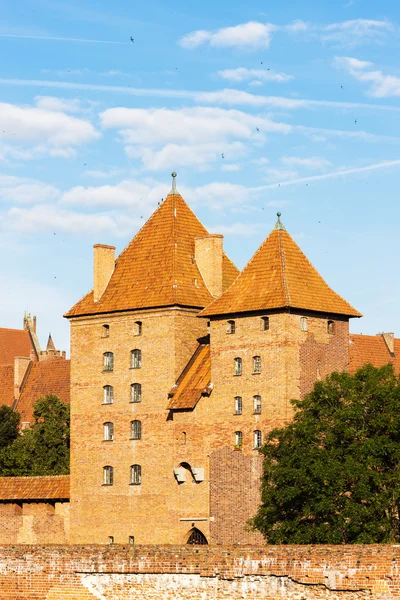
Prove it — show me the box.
[2,545,400,599]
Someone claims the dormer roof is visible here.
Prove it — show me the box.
[65,192,238,318]
[201,215,361,319]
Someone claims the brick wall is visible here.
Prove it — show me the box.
[1,544,400,599]
[0,502,69,544]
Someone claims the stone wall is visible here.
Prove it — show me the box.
[1,544,400,599]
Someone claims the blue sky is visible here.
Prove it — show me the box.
[1,0,400,353]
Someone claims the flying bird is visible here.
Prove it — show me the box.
[256,127,259,132]
[221,153,224,159]
[355,119,357,124]
[130,36,134,43]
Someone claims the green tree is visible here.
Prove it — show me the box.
[0,395,70,476]
[251,364,400,544]
[0,405,20,448]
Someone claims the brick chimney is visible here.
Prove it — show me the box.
[381,332,395,356]
[93,244,115,302]
[14,356,31,400]
[195,235,223,298]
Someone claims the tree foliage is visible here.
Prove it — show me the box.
[0,395,70,476]
[252,364,400,544]
[0,405,20,448]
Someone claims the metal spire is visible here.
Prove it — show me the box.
[170,171,178,194]
[274,212,286,231]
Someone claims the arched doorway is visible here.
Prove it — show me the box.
[186,528,208,545]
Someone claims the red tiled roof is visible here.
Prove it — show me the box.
[201,227,361,318]
[0,475,69,501]
[0,328,36,365]
[349,334,400,373]
[167,343,211,410]
[0,365,15,407]
[65,193,239,318]
[15,359,70,424]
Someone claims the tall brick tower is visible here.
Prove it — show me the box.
[64,174,238,544]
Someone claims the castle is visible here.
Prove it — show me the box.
[1,173,398,547]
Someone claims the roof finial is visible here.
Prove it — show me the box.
[274,212,286,231]
[171,171,177,194]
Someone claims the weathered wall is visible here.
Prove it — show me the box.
[1,545,400,599]
[0,502,69,544]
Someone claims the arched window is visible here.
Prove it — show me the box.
[234,357,242,376]
[102,324,110,337]
[253,356,261,374]
[327,320,335,335]
[103,385,114,404]
[187,528,208,545]
[226,320,235,334]
[130,420,142,440]
[131,383,141,403]
[131,349,141,369]
[134,321,142,336]
[130,464,141,485]
[103,352,114,371]
[300,317,308,332]
[253,395,262,414]
[235,431,243,447]
[254,430,262,449]
[103,466,113,485]
[234,396,242,415]
[103,422,114,441]
[261,316,269,331]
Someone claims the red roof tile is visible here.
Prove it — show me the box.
[0,328,36,365]
[65,193,239,318]
[201,226,361,318]
[349,334,400,373]
[0,365,15,407]
[0,475,69,500]
[167,343,211,410]
[15,360,70,424]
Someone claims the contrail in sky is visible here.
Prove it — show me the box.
[0,34,128,45]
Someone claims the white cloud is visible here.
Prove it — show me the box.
[320,19,393,45]
[281,156,331,170]
[34,96,82,113]
[217,67,293,83]
[84,168,125,179]
[0,175,60,204]
[334,56,400,98]
[264,168,299,182]
[181,181,255,210]
[61,180,167,210]
[221,163,241,172]
[179,21,276,49]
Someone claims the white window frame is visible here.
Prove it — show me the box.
[131,420,142,440]
[226,320,235,334]
[103,385,114,404]
[234,357,242,376]
[234,396,242,415]
[253,395,262,414]
[131,349,142,369]
[254,430,262,449]
[103,422,114,441]
[130,464,141,485]
[300,317,308,332]
[235,431,243,447]
[253,356,261,374]
[103,465,113,485]
[103,352,114,371]
[131,383,141,403]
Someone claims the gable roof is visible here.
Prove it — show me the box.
[0,475,69,501]
[201,220,361,318]
[0,328,36,365]
[15,359,70,424]
[0,365,15,407]
[65,193,239,318]
[167,342,211,410]
[349,334,400,373]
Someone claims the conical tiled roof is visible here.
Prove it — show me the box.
[65,193,239,318]
[201,217,361,318]
[46,334,56,351]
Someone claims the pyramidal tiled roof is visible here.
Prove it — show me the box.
[201,216,361,318]
[65,192,239,318]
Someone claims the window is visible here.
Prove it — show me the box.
[300,317,308,332]
[182,432,186,445]
[253,395,262,414]
[103,466,113,485]
[131,383,141,403]
[108,536,114,544]
[103,385,114,404]
[130,420,142,440]
[103,422,114,441]
[234,396,242,415]
[261,316,270,331]
[253,356,261,374]
[226,320,235,334]
[327,320,335,335]
[134,321,142,336]
[103,352,114,371]
[130,464,141,485]
[102,324,110,337]
[254,430,262,449]
[235,431,243,447]
[234,357,242,376]
[131,349,141,369]
[129,536,135,545]
[187,528,208,545]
